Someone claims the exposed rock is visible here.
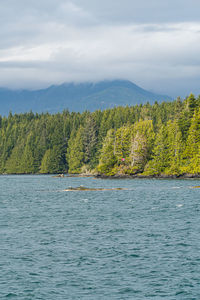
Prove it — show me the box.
[64,185,127,191]
[52,174,65,178]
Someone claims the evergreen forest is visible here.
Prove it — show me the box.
[1,93,200,176]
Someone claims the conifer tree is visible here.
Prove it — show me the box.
[181,108,200,173]
[82,115,98,166]
[144,124,169,174]
[114,126,132,165]
[67,127,85,173]
[5,142,24,173]
[40,145,66,174]
[97,129,117,175]
[164,121,183,175]
[130,120,154,173]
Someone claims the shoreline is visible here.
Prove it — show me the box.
[1,173,200,179]
[94,173,200,179]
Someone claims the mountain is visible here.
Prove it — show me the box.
[0,80,172,115]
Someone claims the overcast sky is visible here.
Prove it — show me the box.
[0,0,200,97]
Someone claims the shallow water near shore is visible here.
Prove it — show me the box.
[0,175,200,299]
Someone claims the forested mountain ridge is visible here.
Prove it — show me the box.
[1,93,200,176]
[0,80,171,115]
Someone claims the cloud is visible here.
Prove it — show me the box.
[73,0,200,24]
[0,0,200,96]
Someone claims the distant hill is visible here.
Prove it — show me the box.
[0,80,172,115]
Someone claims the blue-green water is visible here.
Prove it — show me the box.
[0,176,200,299]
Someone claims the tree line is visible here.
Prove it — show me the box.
[0,93,200,175]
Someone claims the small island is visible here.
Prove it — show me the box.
[63,185,127,191]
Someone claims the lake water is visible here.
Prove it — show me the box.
[0,175,200,299]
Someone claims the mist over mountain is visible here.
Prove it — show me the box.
[0,80,172,115]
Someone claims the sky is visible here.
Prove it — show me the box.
[0,0,200,97]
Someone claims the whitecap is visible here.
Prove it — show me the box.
[81,199,89,203]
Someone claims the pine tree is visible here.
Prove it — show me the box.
[40,145,66,174]
[82,115,98,166]
[97,129,117,175]
[67,127,85,173]
[114,126,132,165]
[164,121,183,175]
[181,108,200,174]
[5,142,24,173]
[144,124,169,175]
[130,120,155,173]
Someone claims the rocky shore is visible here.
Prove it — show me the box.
[52,173,200,179]
[94,173,200,179]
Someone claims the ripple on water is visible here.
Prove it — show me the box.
[0,176,200,299]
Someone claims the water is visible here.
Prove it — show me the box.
[0,175,200,299]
